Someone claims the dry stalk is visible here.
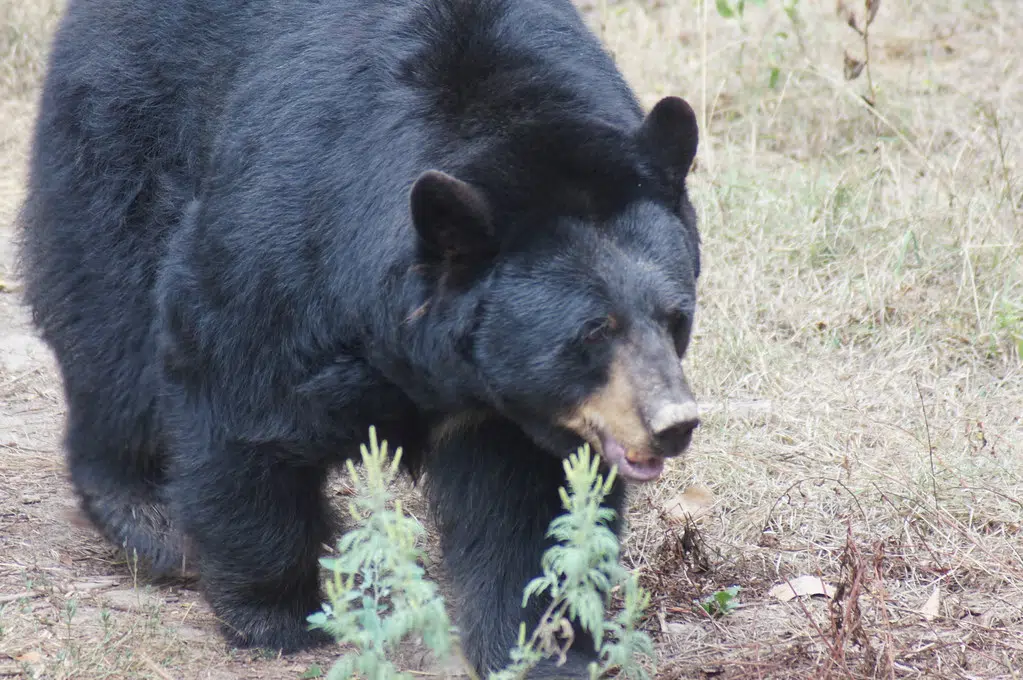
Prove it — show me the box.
[837,0,881,105]
[826,522,871,679]
[870,540,896,679]
[914,377,939,509]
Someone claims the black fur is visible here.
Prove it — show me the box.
[427,418,627,675]
[18,0,701,676]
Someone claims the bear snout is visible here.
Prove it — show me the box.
[648,401,700,458]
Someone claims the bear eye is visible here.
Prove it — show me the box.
[668,310,693,357]
[580,315,619,345]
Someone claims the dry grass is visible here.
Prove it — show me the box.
[1,0,1022,678]
[600,0,1023,677]
[0,0,58,97]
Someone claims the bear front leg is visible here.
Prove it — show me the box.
[425,418,625,679]
[169,439,335,653]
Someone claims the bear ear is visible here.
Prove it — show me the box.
[637,96,699,186]
[410,170,497,263]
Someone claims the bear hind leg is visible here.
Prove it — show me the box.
[65,404,193,580]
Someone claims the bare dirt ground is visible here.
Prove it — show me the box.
[2,0,1022,678]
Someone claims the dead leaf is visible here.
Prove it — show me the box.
[921,585,940,620]
[844,51,865,80]
[835,0,853,23]
[16,651,43,664]
[769,575,837,602]
[662,485,715,524]
[836,0,859,32]
[865,0,881,25]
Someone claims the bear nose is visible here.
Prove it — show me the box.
[650,402,700,458]
[654,419,699,457]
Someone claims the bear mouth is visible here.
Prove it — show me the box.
[597,431,664,482]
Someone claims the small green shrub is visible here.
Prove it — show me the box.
[307,429,454,680]
[309,428,656,680]
[994,297,1023,359]
[699,586,741,618]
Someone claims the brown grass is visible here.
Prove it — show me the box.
[2,0,1022,678]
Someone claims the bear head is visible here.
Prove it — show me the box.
[411,97,701,482]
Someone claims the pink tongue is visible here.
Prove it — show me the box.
[599,435,664,482]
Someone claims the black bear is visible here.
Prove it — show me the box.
[18,0,702,676]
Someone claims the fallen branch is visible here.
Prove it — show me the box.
[0,591,43,605]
